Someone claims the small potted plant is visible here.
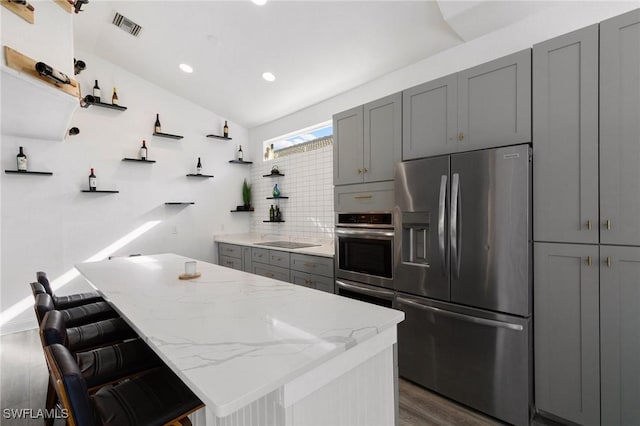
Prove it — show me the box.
[240,179,253,211]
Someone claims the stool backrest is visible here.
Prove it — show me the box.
[40,310,68,348]
[34,293,55,325]
[30,281,47,298]
[36,271,54,296]
[43,344,95,426]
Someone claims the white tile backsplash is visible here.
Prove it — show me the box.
[249,146,334,239]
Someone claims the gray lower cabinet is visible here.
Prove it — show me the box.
[533,25,599,244]
[402,49,531,160]
[600,9,640,246]
[252,262,290,282]
[600,245,640,426]
[290,253,334,293]
[218,243,244,270]
[534,243,600,426]
[333,93,401,186]
[219,255,242,271]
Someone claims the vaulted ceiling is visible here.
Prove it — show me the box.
[72,1,551,129]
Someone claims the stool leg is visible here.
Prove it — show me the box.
[45,380,56,426]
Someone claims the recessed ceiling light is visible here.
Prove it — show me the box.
[252,0,267,5]
[179,63,193,73]
[262,72,276,82]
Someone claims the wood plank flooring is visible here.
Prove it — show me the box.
[1,329,552,425]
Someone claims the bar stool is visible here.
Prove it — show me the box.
[34,293,117,327]
[44,343,204,426]
[36,271,104,309]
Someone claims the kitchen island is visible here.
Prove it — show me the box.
[75,253,403,425]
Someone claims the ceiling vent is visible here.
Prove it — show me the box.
[112,12,142,37]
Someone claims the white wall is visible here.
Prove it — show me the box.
[1,49,251,334]
[249,145,334,240]
[249,1,639,155]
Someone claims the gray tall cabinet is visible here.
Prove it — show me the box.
[533,9,640,426]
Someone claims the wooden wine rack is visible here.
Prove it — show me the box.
[1,0,35,24]
[4,46,80,98]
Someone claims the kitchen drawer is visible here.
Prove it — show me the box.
[334,181,394,212]
[252,262,290,282]
[269,251,290,268]
[220,255,242,271]
[252,248,270,263]
[290,253,334,278]
[219,243,242,259]
[291,270,334,294]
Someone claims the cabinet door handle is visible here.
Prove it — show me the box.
[604,219,611,230]
[305,279,313,285]
[354,195,373,200]
[586,256,592,266]
[586,220,592,230]
[458,132,464,142]
[605,256,611,268]
[357,168,362,174]
[226,249,233,252]
[303,263,316,268]
[266,272,274,278]
[363,167,368,173]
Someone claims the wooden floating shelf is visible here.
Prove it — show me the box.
[231,209,254,212]
[263,173,285,177]
[82,190,119,193]
[153,132,183,140]
[228,160,253,165]
[206,134,232,140]
[4,46,80,98]
[1,0,35,24]
[263,220,285,223]
[266,196,289,199]
[53,0,72,13]
[5,170,52,176]
[86,100,127,111]
[165,202,194,205]
[122,158,156,163]
[186,174,214,178]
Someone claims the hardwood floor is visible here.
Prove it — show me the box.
[1,329,548,426]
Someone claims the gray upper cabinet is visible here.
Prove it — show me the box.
[402,49,531,160]
[333,93,401,186]
[534,243,600,426]
[600,9,640,246]
[364,93,402,183]
[402,74,457,159]
[458,49,532,150]
[333,105,363,186]
[533,25,599,244]
[600,245,640,426]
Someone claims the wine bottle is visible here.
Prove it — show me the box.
[89,168,97,191]
[112,87,118,105]
[238,145,243,161]
[139,140,147,160]
[93,80,101,102]
[16,146,27,171]
[35,62,71,85]
[155,114,161,133]
[273,183,280,198]
[269,204,275,222]
[275,205,281,221]
[223,120,229,138]
[196,157,202,175]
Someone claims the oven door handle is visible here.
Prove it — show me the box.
[335,228,395,238]
[336,280,396,301]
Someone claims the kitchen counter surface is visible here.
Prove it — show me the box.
[214,233,334,258]
[76,254,402,419]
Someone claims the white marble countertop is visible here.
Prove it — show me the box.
[75,254,402,417]
[214,233,335,258]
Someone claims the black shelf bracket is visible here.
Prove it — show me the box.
[122,158,156,163]
[165,202,194,205]
[153,132,184,140]
[82,190,119,193]
[263,173,285,177]
[206,134,232,140]
[263,220,285,223]
[228,160,253,165]
[266,196,289,199]
[186,174,214,178]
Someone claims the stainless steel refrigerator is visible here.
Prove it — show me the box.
[394,144,532,426]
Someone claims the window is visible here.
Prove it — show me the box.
[262,121,333,161]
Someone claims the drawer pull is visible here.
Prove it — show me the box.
[305,279,314,285]
[604,219,611,230]
[226,261,233,266]
[586,256,592,266]
[266,273,274,278]
[226,249,233,252]
[354,195,373,200]
[586,220,592,230]
[605,256,611,268]
[303,263,316,268]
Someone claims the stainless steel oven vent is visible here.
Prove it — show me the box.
[112,12,142,37]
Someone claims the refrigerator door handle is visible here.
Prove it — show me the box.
[397,297,524,331]
[438,175,448,276]
[450,173,461,279]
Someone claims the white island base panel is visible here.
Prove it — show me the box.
[193,328,397,426]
